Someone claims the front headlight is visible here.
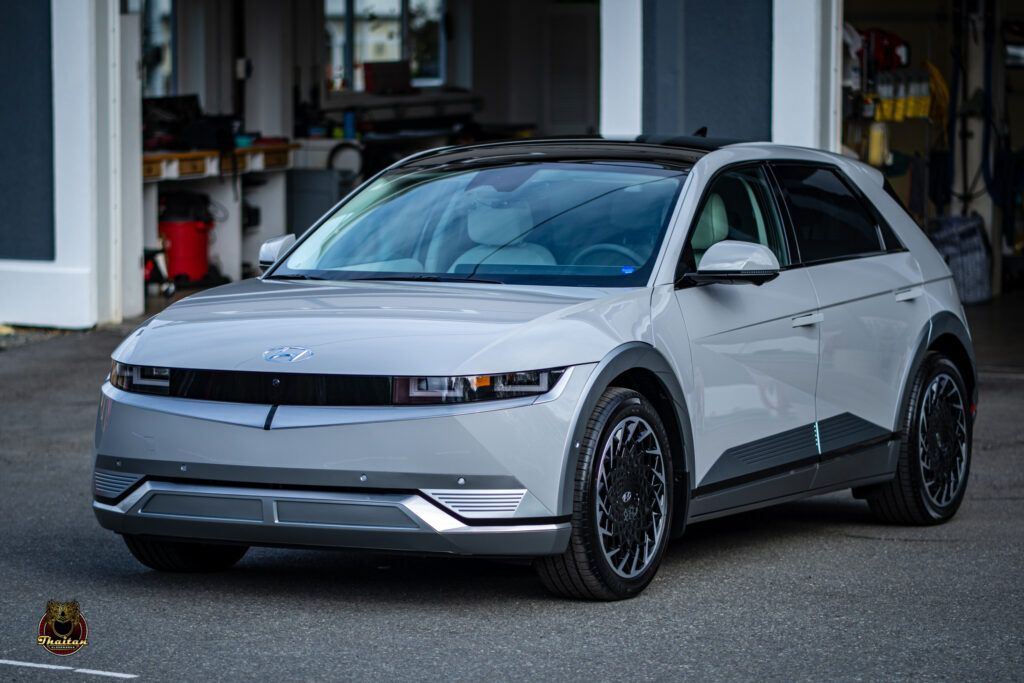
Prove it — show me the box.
[110,361,170,395]
[392,368,566,405]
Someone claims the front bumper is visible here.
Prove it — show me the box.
[93,481,570,556]
[93,363,596,556]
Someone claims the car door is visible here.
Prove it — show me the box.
[673,165,822,513]
[770,162,930,486]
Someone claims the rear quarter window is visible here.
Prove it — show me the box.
[773,164,885,263]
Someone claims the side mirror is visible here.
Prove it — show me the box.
[680,240,780,287]
[258,234,296,270]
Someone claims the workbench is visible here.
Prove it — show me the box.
[142,144,296,282]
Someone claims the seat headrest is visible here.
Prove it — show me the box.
[691,194,728,250]
[465,189,533,246]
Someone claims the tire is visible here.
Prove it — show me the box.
[123,535,248,572]
[536,387,674,600]
[865,353,972,525]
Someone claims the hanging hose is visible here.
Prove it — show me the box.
[980,0,1001,203]
[946,0,963,213]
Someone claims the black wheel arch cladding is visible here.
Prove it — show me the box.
[559,342,694,529]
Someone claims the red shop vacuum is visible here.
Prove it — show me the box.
[158,191,215,284]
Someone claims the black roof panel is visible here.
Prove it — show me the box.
[397,136,738,170]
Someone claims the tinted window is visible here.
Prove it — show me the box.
[877,220,904,251]
[773,165,884,263]
[683,166,789,271]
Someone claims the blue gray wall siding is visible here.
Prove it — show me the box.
[0,3,55,260]
[642,0,772,141]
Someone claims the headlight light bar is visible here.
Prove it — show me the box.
[109,361,565,406]
[110,361,170,395]
[392,369,566,405]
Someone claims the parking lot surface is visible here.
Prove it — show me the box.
[1,295,1022,681]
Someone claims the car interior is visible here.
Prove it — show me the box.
[306,165,684,278]
[688,169,788,268]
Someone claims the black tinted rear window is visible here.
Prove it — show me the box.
[773,165,884,263]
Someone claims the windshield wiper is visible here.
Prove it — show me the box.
[265,273,328,281]
[349,275,504,284]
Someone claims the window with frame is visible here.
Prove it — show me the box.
[772,164,885,263]
[681,166,790,272]
[325,0,445,93]
[142,0,176,97]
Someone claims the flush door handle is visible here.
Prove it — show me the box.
[791,312,824,327]
[895,286,923,302]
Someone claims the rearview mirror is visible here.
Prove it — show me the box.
[680,240,780,287]
[258,234,296,270]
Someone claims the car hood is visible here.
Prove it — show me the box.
[113,279,653,375]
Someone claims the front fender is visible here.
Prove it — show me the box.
[557,342,695,522]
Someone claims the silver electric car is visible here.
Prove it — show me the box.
[94,138,976,600]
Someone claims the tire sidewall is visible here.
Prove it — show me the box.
[905,355,972,521]
[580,390,674,597]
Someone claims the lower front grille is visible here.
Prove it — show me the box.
[94,469,143,499]
[423,489,526,519]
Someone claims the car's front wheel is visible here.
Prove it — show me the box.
[536,387,673,600]
[864,353,972,525]
[123,535,249,572]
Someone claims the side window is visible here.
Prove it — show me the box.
[683,166,789,271]
[773,165,884,263]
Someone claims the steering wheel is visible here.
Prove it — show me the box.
[571,243,644,266]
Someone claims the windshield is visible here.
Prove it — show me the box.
[274,160,688,287]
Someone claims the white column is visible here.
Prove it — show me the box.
[95,0,123,323]
[0,0,100,328]
[245,0,294,137]
[599,0,643,137]
[771,0,842,151]
[120,13,145,318]
[0,0,136,328]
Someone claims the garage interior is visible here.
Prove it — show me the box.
[1,0,1022,330]
[135,0,599,296]
[841,0,1024,302]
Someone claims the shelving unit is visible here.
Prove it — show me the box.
[142,144,297,281]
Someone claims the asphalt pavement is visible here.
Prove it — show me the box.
[0,294,1022,682]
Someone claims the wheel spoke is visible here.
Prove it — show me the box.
[918,373,968,510]
[594,415,669,579]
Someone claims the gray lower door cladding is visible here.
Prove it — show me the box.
[693,412,896,498]
[816,412,892,454]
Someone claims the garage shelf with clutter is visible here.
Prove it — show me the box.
[841,2,1024,301]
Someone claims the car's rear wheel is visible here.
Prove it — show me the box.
[536,387,673,600]
[865,353,972,525]
[123,535,249,572]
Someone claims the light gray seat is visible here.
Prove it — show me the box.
[448,193,556,273]
[691,193,729,266]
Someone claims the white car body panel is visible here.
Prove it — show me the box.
[809,252,930,432]
[668,268,820,485]
[96,364,596,517]
[113,280,653,376]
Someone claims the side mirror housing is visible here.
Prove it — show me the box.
[680,240,780,287]
[258,234,296,270]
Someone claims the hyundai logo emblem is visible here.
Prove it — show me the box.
[263,346,313,363]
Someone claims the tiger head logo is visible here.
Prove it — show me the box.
[45,600,81,639]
